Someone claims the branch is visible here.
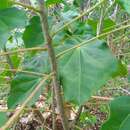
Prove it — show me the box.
[97,3,105,36]
[3,46,15,75]
[12,1,40,13]
[92,96,113,101]
[52,85,57,130]
[0,107,57,113]
[0,68,46,77]
[0,20,129,58]
[103,19,130,32]
[0,74,53,130]
[56,24,130,58]
[38,0,69,130]
[0,46,47,57]
[103,0,115,17]
[52,0,105,36]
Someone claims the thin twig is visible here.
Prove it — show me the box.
[103,19,130,32]
[0,21,129,58]
[103,0,115,17]
[92,96,113,101]
[52,0,105,36]
[74,125,83,130]
[0,68,46,77]
[0,108,56,113]
[12,1,40,13]
[0,46,47,57]
[72,105,83,128]
[113,32,130,43]
[3,46,15,75]
[33,108,45,124]
[97,3,104,35]
[56,24,130,58]
[0,96,113,113]
[52,85,57,130]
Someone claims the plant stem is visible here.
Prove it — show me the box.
[1,74,52,130]
[3,46,15,75]
[72,105,83,128]
[103,19,130,32]
[38,0,69,130]
[56,24,130,58]
[0,68,46,77]
[92,96,113,101]
[0,19,129,58]
[0,96,113,114]
[0,46,47,57]
[33,108,45,125]
[52,86,57,130]
[104,0,115,17]
[52,0,105,36]
[97,3,104,36]
[12,1,40,13]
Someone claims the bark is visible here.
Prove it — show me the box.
[38,0,69,130]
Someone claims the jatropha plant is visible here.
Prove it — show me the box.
[0,0,130,130]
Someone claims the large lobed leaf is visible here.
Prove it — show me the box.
[0,7,27,49]
[101,96,130,130]
[8,39,127,108]
[59,40,127,105]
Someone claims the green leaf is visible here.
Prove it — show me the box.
[116,0,130,14]
[102,19,116,33]
[0,7,27,49]
[86,19,115,35]
[59,40,126,105]
[7,73,42,108]
[7,52,49,108]
[46,0,63,6]
[73,0,81,7]
[101,96,130,130]
[115,61,127,77]
[119,114,130,130]
[0,0,12,9]
[60,10,79,22]
[86,19,97,35]
[11,54,21,69]
[23,16,44,48]
[0,112,8,127]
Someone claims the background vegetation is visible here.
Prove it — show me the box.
[0,0,130,130]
